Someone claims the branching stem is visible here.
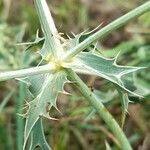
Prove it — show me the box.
[0,64,55,82]
[63,1,150,60]
[66,68,132,150]
[34,0,64,58]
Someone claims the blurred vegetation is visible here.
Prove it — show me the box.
[0,0,150,150]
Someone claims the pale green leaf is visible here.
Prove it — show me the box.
[38,38,52,60]
[17,30,44,51]
[64,28,99,52]
[64,32,82,51]
[67,52,142,96]
[27,74,46,98]
[27,119,51,150]
[17,29,52,60]
[23,71,68,149]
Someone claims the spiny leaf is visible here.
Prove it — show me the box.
[17,29,53,60]
[79,24,103,43]
[16,28,54,60]
[64,26,102,52]
[17,30,44,51]
[23,71,68,149]
[66,52,142,96]
[27,74,46,98]
[38,38,52,60]
[64,32,83,51]
[27,119,51,150]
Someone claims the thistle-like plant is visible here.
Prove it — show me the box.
[0,0,150,150]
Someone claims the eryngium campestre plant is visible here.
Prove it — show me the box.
[0,0,150,149]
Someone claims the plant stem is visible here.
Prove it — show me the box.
[0,64,55,82]
[16,82,26,150]
[34,0,63,58]
[66,68,132,150]
[63,1,150,60]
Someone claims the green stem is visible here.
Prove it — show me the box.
[63,1,150,60]
[16,82,26,150]
[0,64,55,82]
[34,0,63,58]
[66,68,132,150]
